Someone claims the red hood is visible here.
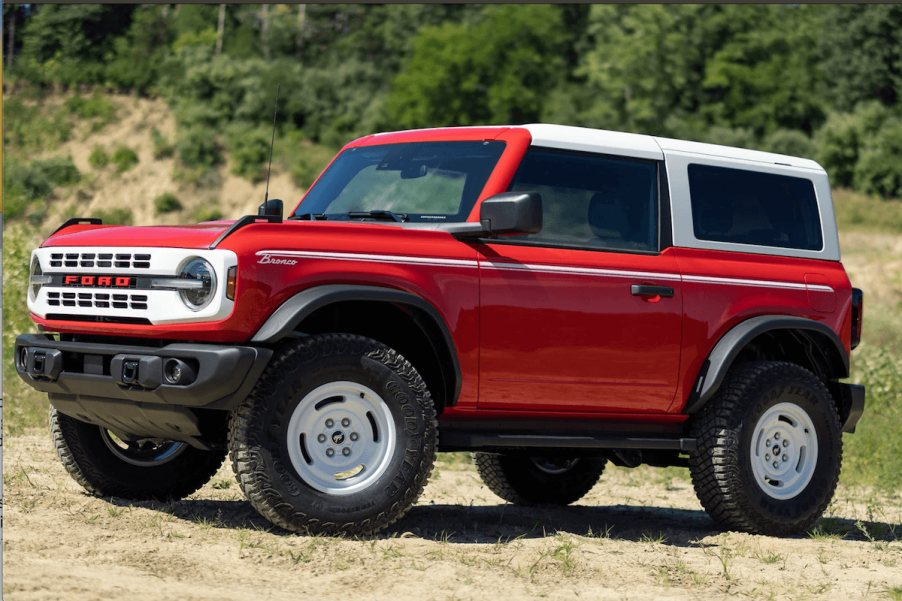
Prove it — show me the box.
[41,222,233,249]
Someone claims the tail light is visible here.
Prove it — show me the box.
[850,288,863,350]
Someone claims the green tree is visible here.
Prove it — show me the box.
[104,5,174,92]
[387,5,568,128]
[17,4,134,85]
[821,5,902,110]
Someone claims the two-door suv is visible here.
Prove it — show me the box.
[17,124,865,536]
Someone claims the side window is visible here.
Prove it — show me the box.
[688,164,823,251]
[506,149,659,252]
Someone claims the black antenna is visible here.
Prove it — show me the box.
[264,84,281,204]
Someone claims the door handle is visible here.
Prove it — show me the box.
[631,285,674,298]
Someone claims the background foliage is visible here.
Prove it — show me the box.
[4,3,902,196]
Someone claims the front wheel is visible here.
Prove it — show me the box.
[50,407,227,501]
[688,361,842,536]
[228,334,437,535]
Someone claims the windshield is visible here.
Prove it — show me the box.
[293,141,506,222]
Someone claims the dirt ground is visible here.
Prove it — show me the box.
[3,433,901,601]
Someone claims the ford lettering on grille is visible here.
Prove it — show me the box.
[61,275,133,287]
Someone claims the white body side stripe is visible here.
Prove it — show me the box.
[256,250,479,269]
[258,250,834,292]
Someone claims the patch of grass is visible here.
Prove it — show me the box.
[3,96,72,153]
[66,89,117,132]
[88,145,109,169]
[151,127,175,159]
[843,343,902,491]
[111,145,139,172]
[192,205,224,222]
[834,188,902,234]
[211,479,233,490]
[758,551,785,565]
[639,532,667,544]
[90,208,134,226]
[884,586,902,601]
[154,192,182,215]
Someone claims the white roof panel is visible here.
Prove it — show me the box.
[522,124,663,161]
[652,135,824,171]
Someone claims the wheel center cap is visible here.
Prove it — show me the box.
[331,431,345,444]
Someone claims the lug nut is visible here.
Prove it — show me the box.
[773,461,779,468]
[766,454,771,461]
[350,433,359,441]
[325,419,334,428]
[326,448,335,457]
[783,440,789,447]
[342,448,351,456]
[782,454,788,461]
[766,439,771,446]
[341,418,350,427]
[317,434,326,443]
[774,432,781,440]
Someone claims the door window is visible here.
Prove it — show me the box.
[506,149,659,252]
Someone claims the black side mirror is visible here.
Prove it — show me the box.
[479,191,542,235]
[258,198,283,218]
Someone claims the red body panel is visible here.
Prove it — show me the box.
[42,223,231,249]
[670,247,853,412]
[477,244,683,413]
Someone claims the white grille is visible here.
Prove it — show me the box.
[46,291,148,310]
[49,252,152,270]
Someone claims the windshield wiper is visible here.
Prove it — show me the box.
[288,213,328,221]
[346,210,408,222]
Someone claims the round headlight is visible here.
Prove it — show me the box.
[178,258,216,311]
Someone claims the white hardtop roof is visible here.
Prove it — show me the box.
[368,124,824,171]
[522,124,824,171]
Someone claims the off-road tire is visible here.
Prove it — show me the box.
[688,361,842,536]
[50,407,227,501]
[228,333,438,535]
[472,453,606,506]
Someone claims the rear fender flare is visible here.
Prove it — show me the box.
[684,315,849,414]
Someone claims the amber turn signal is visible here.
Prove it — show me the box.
[226,266,237,300]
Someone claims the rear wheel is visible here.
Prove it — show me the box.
[473,453,606,506]
[50,407,226,501]
[688,361,842,536]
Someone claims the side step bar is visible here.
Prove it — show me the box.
[441,432,697,453]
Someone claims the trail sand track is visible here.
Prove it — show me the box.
[4,433,901,601]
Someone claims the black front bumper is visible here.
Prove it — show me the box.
[15,333,273,448]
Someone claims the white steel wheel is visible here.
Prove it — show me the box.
[749,402,818,500]
[286,381,397,496]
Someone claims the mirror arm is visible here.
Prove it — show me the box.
[446,220,492,238]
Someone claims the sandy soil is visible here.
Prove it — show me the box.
[3,433,901,601]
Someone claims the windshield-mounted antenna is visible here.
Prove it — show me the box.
[264,84,281,205]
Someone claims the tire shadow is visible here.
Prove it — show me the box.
[105,496,901,545]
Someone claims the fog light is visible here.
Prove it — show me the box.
[163,358,197,385]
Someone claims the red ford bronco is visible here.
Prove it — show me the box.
[17,124,865,536]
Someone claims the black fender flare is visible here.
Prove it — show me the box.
[684,315,850,414]
[250,284,463,406]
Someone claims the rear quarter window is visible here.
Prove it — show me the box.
[688,164,823,251]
